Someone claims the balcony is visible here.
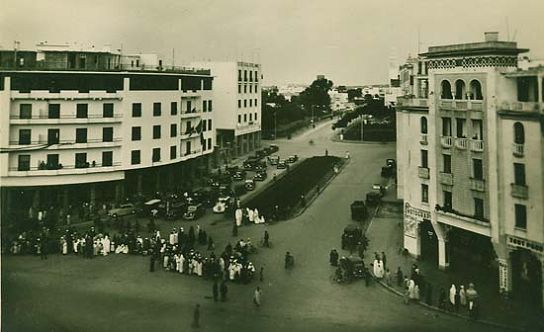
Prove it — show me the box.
[436,209,491,237]
[10,113,123,125]
[420,134,428,145]
[455,137,468,150]
[511,183,528,199]
[439,172,454,186]
[470,139,484,152]
[469,178,485,192]
[513,143,524,157]
[499,101,543,113]
[397,97,428,108]
[9,138,122,149]
[8,162,122,176]
[180,110,202,119]
[418,167,430,179]
[440,136,453,148]
[439,100,484,111]
[10,90,122,101]
[180,90,200,98]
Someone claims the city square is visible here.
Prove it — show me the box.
[1,1,544,331]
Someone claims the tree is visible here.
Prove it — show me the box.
[297,77,334,116]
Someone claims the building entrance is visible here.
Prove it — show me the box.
[511,249,542,308]
[419,220,438,265]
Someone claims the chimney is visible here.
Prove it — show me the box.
[484,32,499,42]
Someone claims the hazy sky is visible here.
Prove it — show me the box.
[1,0,543,85]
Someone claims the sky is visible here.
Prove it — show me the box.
[1,0,543,86]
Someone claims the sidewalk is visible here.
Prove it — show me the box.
[364,186,544,331]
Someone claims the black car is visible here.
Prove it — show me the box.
[286,155,298,163]
[269,144,279,153]
[232,171,245,181]
[254,171,267,181]
[277,160,287,169]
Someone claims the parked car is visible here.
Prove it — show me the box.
[268,155,280,165]
[269,144,279,153]
[372,184,386,197]
[183,203,205,220]
[365,192,382,206]
[108,203,136,218]
[254,171,267,181]
[277,160,287,169]
[350,200,367,221]
[245,179,256,191]
[386,158,396,168]
[286,155,298,163]
[232,171,245,181]
[213,196,231,214]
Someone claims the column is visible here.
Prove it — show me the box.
[438,238,449,270]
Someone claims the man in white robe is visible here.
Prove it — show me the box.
[235,209,243,227]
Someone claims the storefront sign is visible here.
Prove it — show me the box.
[498,259,509,291]
[507,236,544,254]
[404,203,430,238]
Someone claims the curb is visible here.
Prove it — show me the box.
[374,279,524,332]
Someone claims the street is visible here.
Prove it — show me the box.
[2,123,504,332]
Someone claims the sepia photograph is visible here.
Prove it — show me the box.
[1,1,543,331]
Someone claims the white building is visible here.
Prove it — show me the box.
[190,61,262,161]
[1,45,216,217]
[396,32,544,307]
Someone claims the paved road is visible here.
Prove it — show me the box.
[2,124,504,332]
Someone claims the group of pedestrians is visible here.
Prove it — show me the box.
[439,282,480,319]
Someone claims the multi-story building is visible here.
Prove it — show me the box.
[396,32,544,307]
[190,61,262,162]
[0,43,215,219]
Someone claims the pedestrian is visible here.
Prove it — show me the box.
[325,149,328,156]
[459,285,467,307]
[263,230,270,248]
[466,283,479,319]
[253,286,262,307]
[329,249,339,266]
[381,251,387,269]
[220,281,228,301]
[212,281,219,302]
[260,266,264,282]
[449,284,457,311]
[396,267,403,287]
[192,304,200,328]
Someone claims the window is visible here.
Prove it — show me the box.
[102,151,113,167]
[171,102,177,115]
[244,85,247,93]
[153,125,161,139]
[203,100,207,112]
[254,71,258,82]
[238,85,242,93]
[152,148,161,162]
[208,100,213,112]
[244,100,247,108]
[474,198,484,219]
[421,184,429,203]
[103,103,114,118]
[255,112,258,121]
[203,120,207,132]
[185,141,191,155]
[46,154,59,169]
[455,80,466,100]
[48,129,59,144]
[421,150,428,168]
[444,191,452,210]
[513,122,524,144]
[103,127,113,142]
[18,155,30,171]
[514,163,526,185]
[76,128,87,143]
[170,123,177,137]
[238,100,242,108]
[469,80,483,100]
[244,70,247,81]
[249,85,253,93]
[132,127,141,141]
[472,159,483,180]
[207,138,212,150]
[244,114,247,122]
[185,121,192,134]
[250,113,253,121]
[153,102,161,116]
[442,118,452,136]
[186,100,192,113]
[238,70,242,81]
[131,150,141,165]
[208,119,212,130]
[249,71,253,82]
[440,80,452,99]
[455,118,466,138]
[238,115,241,123]
[255,98,258,105]
[48,104,60,119]
[75,153,88,168]
[19,129,31,145]
[443,154,451,173]
[132,103,142,117]
[250,99,253,107]
[515,204,527,229]
[170,145,177,159]
[420,117,428,134]
[20,104,32,119]
[76,104,88,118]
[471,120,483,140]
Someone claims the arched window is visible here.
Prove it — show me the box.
[514,122,525,144]
[470,80,483,100]
[420,117,428,134]
[441,80,453,99]
[455,80,466,100]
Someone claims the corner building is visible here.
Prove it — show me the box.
[396,32,544,307]
[0,46,215,219]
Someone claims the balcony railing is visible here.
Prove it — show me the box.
[470,178,485,192]
[511,183,528,199]
[9,162,122,173]
[500,101,543,113]
[440,136,452,148]
[439,100,484,111]
[439,172,454,186]
[470,139,484,152]
[418,167,430,179]
[420,134,428,145]
[513,143,524,157]
[10,113,123,120]
[180,110,202,118]
[455,137,468,150]
[397,97,429,108]
[9,138,122,147]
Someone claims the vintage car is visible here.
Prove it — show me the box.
[267,155,280,166]
[183,203,205,220]
[232,171,246,181]
[213,196,231,214]
[254,170,267,181]
[108,203,136,218]
[244,179,256,191]
[365,191,382,206]
[286,155,298,163]
[350,200,367,221]
[277,160,287,169]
